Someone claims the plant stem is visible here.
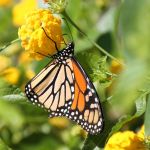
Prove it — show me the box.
[62,11,125,66]
[0,38,20,52]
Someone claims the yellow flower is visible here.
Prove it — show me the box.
[137,126,145,140]
[0,0,12,7]
[12,0,37,26]
[105,131,146,150]
[0,67,20,84]
[110,59,124,74]
[19,51,33,65]
[0,55,11,72]
[26,69,35,79]
[49,117,70,129]
[18,9,63,60]
[137,126,150,149]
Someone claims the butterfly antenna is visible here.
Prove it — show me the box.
[62,18,74,42]
[42,27,59,52]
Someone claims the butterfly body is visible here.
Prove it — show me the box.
[25,42,104,135]
[52,42,74,62]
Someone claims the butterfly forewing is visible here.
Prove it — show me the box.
[25,58,75,117]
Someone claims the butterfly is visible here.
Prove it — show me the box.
[25,40,104,135]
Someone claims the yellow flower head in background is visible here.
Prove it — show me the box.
[19,51,33,65]
[110,59,124,74]
[105,130,146,150]
[0,67,20,85]
[0,56,20,85]
[18,9,63,60]
[0,0,12,7]
[0,55,11,72]
[13,0,37,26]
[49,117,70,129]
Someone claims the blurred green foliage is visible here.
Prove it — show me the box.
[0,0,150,150]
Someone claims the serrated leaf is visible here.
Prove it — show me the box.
[90,56,114,86]
[0,79,27,103]
[108,95,146,139]
[144,94,150,137]
[0,83,22,96]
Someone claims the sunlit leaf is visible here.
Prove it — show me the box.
[144,94,150,137]
[108,95,146,139]
[90,56,114,86]
[0,80,26,103]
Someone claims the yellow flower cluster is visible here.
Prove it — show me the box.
[1,67,20,85]
[12,0,37,26]
[0,0,12,7]
[110,59,124,74]
[105,127,147,150]
[0,55,11,72]
[18,9,63,60]
[0,52,34,85]
[49,117,70,129]
[0,55,20,85]
[19,52,35,80]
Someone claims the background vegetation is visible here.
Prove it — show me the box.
[0,0,150,150]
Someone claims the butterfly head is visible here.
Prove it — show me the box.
[52,42,74,62]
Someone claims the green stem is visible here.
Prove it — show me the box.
[62,11,125,66]
[0,38,20,52]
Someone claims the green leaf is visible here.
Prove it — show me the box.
[108,95,146,139]
[0,138,12,150]
[0,80,26,102]
[90,56,115,86]
[144,94,150,137]
[0,8,17,43]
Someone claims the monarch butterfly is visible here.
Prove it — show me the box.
[25,28,104,135]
